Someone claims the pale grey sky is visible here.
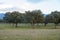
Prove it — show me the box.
[0,0,60,14]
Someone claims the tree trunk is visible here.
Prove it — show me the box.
[32,21,35,29]
[12,23,15,27]
[44,23,47,26]
[55,24,57,29]
[15,22,18,28]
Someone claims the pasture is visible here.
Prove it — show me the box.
[0,29,60,40]
[0,23,60,40]
[0,23,60,29]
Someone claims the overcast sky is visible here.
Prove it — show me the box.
[0,0,60,14]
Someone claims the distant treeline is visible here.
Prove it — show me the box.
[0,10,60,28]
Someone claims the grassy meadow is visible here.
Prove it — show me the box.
[0,23,60,40]
[0,23,60,29]
[0,29,60,40]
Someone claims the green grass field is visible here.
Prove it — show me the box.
[0,23,60,29]
[0,23,60,40]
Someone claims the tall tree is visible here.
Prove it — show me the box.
[50,11,60,28]
[25,10,43,28]
[4,11,22,28]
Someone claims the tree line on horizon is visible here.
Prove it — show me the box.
[0,10,60,28]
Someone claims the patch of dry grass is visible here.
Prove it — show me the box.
[0,29,60,40]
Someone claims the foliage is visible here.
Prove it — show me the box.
[3,10,60,28]
[4,11,22,27]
